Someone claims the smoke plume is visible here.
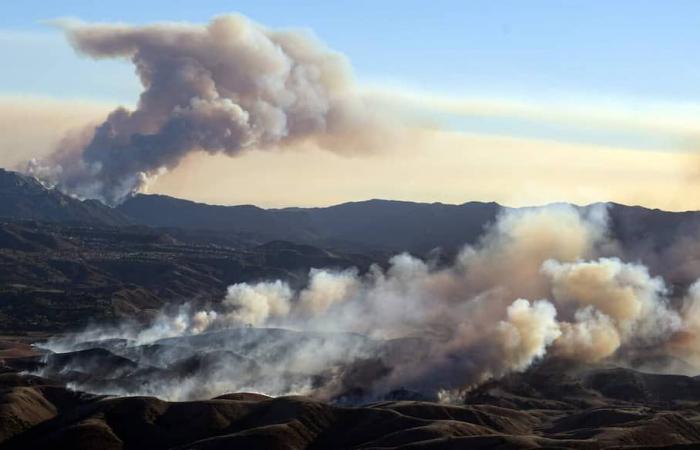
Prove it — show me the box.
[27,15,386,204]
[40,204,700,402]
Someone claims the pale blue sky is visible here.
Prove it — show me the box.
[3,1,700,101]
[1,1,700,152]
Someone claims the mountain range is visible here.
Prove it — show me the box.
[4,168,700,257]
[2,167,700,332]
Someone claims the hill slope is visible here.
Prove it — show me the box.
[2,350,700,449]
[0,169,131,226]
[119,194,700,260]
[117,194,503,253]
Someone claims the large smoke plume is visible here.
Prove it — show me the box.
[28,15,385,204]
[42,204,700,402]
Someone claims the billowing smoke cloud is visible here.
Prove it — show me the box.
[298,268,360,316]
[27,15,387,204]
[40,204,700,402]
[223,280,293,326]
[496,299,561,371]
[545,258,680,345]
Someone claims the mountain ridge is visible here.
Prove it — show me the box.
[5,167,700,260]
[0,169,132,227]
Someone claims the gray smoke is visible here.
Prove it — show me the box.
[41,204,700,402]
[27,15,385,204]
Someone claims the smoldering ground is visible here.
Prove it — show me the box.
[35,204,700,403]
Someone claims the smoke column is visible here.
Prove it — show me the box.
[27,15,385,204]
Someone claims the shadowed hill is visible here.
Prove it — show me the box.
[117,194,502,253]
[118,194,700,260]
[2,352,700,449]
[0,169,131,227]
[0,221,373,332]
[6,167,700,261]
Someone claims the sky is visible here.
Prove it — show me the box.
[1,1,700,209]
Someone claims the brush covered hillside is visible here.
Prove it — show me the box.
[5,168,700,449]
[0,169,131,226]
[117,194,502,254]
[2,169,700,332]
[3,335,700,449]
[0,171,375,331]
[116,193,700,261]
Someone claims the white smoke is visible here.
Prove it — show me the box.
[496,299,561,372]
[222,280,293,326]
[40,204,700,401]
[554,307,622,362]
[297,268,359,316]
[544,258,680,345]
